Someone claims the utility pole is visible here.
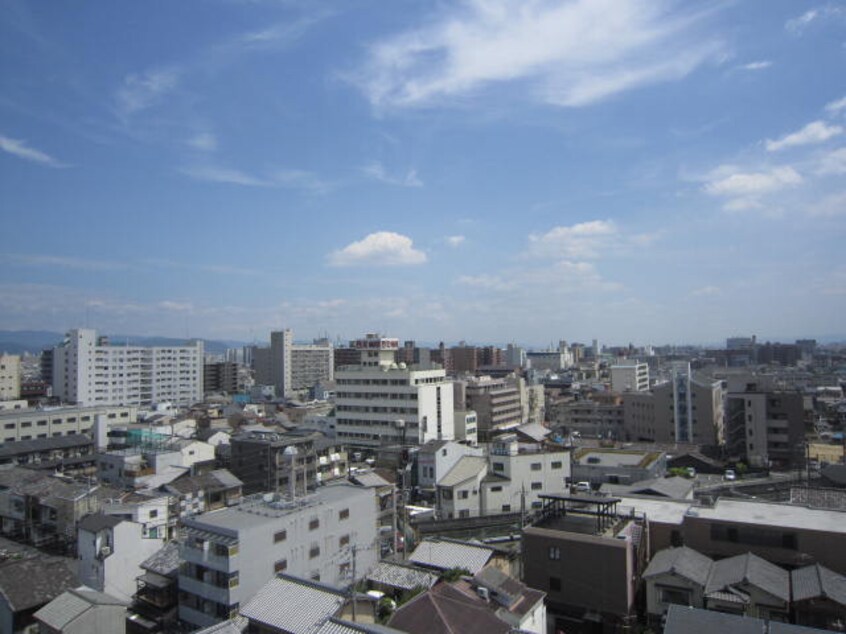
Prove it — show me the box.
[351,544,357,622]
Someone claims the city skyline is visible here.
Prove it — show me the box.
[1,1,844,345]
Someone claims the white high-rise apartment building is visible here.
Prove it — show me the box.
[334,334,454,448]
[52,329,203,408]
[610,361,650,393]
[257,329,333,398]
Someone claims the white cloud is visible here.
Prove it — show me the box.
[527,220,618,259]
[327,232,427,267]
[825,95,846,114]
[180,164,330,192]
[456,274,511,290]
[353,0,724,109]
[446,235,465,247]
[0,134,66,167]
[187,132,217,152]
[817,147,846,175]
[786,5,845,35]
[807,191,846,217]
[703,165,802,198]
[159,300,194,312]
[362,161,423,187]
[690,285,721,297]
[739,60,771,71]
[2,253,125,271]
[765,120,843,152]
[115,67,181,117]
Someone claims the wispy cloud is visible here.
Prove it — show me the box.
[807,191,846,217]
[738,60,771,71]
[327,232,427,267]
[702,164,802,211]
[0,134,67,168]
[180,164,331,192]
[785,4,846,35]
[362,161,423,187]
[114,67,182,118]
[352,1,725,109]
[1,253,125,271]
[445,235,466,247]
[765,120,842,152]
[825,95,846,114]
[187,132,217,152]
[690,285,721,297]
[817,147,846,176]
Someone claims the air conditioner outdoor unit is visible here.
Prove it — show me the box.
[99,546,111,558]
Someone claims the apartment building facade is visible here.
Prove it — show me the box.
[610,361,649,393]
[334,335,454,448]
[178,483,377,629]
[456,375,523,441]
[0,354,21,402]
[51,329,203,408]
[0,404,136,444]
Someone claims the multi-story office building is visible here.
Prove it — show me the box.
[557,394,625,439]
[0,404,136,444]
[610,361,649,393]
[725,374,804,468]
[229,429,320,495]
[0,354,21,402]
[51,329,202,408]
[456,375,522,441]
[252,330,333,398]
[623,364,723,447]
[334,334,455,448]
[178,483,377,629]
[203,361,239,394]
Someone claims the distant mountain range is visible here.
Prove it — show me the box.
[0,330,248,356]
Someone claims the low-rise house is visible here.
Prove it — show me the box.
[471,566,546,633]
[126,541,180,634]
[416,439,484,493]
[161,469,242,519]
[600,476,694,500]
[643,546,713,621]
[34,586,126,634]
[77,514,164,604]
[0,435,96,475]
[408,538,495,576]
[0,554,78,633]
[101,492,171,540]
[365,561,439,597]
[790,563,846,630]
[662,604,827,634]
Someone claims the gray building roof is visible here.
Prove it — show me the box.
[366,561,439,591]
[316,619,406,634]
[791,563,846,606]
[705,552,790,602]
[34,586,125,630]
[409,538,493,575]
[240,575,346,633]
[438,456,487,488]
[78,512,123,533]
[663,605,770,634]
[140,540,181,577]
[601,476,693,499]
[0,556,78,612]
[0,434,93,458]
[643,546,713,586]
[164,468,242,495]
[192,615,248,633]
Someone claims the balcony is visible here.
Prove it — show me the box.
[178,575,231,606]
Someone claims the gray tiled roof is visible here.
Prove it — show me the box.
[663,605,766,634]
[409,538,493,574]
[706,552,789,602]
[366,561,439,591]
[316,619,406,634]
[643,546,713,586]
[791,563,846,606]
[240,575,346,634]
[34,586,124,630]
[0,556,78,612]
[140,540,180,577]
[192,615,248,633]
[438,456,487,487]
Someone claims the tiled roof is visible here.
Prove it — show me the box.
[140,541,180,577]
[409,538,493,575]
[663,605,768,634]
[366,561,439,591]
[316,619,406,634]
[705,552,789,602]
[34,586,124,630]
[240,575,346,634]
[192,615,248,633]
[0,556,78,612]
[643,546,713,586]
[438,456,487,488]
[791,563,846,606]
[388,582,511,634]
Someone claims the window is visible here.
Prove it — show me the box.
[659,586,691,606]
[551,461,563,469]
[549,576,561,592]
[340,534,350,547]
[493,462,504,472]
[531,482,543,491]
[459,490,469,499]
[309,545,320,559]
[549,546,560,560]
[274,530,287,543]
[309,518,320,530]
[274,559,287,573]
[530,462,542,471]
[339,508,350,520]
[490,486,503,492]
[149,510,158,519]
[501,504,511,512]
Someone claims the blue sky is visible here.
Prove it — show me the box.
[1,0,844,347]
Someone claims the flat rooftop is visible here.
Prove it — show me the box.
[617,495,695,526]
[689,498,846,533]
[575,448,662,468]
